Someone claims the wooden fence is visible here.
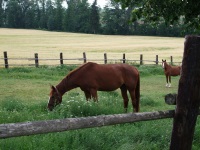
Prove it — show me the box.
[0,110,175,139]
[0,109,200,139]
[1,51,180,68]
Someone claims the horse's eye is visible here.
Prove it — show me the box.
[51,96,55,99]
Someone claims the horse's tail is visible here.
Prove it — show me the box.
[135,73,140,112]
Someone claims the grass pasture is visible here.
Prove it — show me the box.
[0,65,200,150]
[1,29,199,149]
[0,28,184,66]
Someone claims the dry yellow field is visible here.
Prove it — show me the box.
[0,28,184,66]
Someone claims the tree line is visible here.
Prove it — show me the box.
[0,0,198,36]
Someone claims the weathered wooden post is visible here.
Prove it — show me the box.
[60,53,63,65]
[140,54,143,65]
[156,55,158,65]
[170,56,173,65]
[83,52,86,63]
[104,53,107,64]
[3,51,9,68]
[34,53,39,67]
[170,35,200,150]
[122,53,126,63]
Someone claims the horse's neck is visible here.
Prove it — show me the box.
[164,63,171,70]
[56,63,90,95]
[56,76,77,96]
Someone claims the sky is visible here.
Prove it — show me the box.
[88,0,107,8]
[62,0,108,9]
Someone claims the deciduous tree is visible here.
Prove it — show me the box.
[115,0,200,29]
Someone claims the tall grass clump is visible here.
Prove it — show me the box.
[138,65,163,77]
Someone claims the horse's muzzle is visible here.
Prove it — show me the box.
[47,105,54,111]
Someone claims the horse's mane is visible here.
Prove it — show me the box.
[66,62,95,78]
[56,62,96,94]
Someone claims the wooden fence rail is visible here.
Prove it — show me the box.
[0,110,175,139]
[1,51,181,68]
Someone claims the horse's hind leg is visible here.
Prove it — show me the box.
[84,91,91,101]
[128,89,138,112]
[120,85,129,113]
[90,89,98,102]
[168,76,171,87]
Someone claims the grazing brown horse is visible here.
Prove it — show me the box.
[162,59,181,87]
[48,62,140,112]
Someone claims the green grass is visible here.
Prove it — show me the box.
[0,65,200,150]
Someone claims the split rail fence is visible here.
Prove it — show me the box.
[1,51,179,68]
[0,110,175,139]
[0,109,200,139]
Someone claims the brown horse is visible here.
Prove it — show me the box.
[48,62,140,112]
[162,59,181,87]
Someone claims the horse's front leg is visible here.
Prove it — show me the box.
[165,75,169,87]
[84,91,91,101]
[90,89,98,102]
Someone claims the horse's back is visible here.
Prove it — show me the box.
[84,62,138,74]
[94,63,139,78]
[171,66,181,76]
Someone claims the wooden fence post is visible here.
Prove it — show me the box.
[104,53,107,64]
[156,55,158,65]
[83,52,86,63]
[34,53,39,67]
[170,35,200,150]
[140,54,143,65]
[60,53,63,65]
[123,53,126,63]
[170,56,173,65]
[3,51,9,68]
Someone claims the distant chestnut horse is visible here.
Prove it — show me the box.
[48,62,140,112]
[162,59,181,87]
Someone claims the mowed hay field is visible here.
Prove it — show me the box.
[0,28,184,66]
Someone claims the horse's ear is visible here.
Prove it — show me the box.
[51,85,56,91]
[49,84,53,89]
[162,59,163,61]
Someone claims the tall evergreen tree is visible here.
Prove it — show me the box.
[5,0,22,28]
[17,0,33,28]
[46,0,56,30]
[55,0,63,30]
[0,0,4,27]
[75,0,90,33]
[34,0,41,28]
[90,0,100,34]
[102,0,130,35]
[64,0,78,32]
[24,1,36,28]
[39,0,47,29]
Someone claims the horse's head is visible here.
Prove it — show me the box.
[162,59,166,69]
[48,85,62,111]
